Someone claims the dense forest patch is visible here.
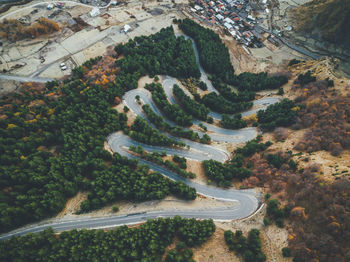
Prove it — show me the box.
[145,82,193,127]
[129,116,185,147]
[201,92,253,114]
[220,114,247,129]
[173,84,209,121]
[115,27,200,79]
[142,104,205,143]
[0,26,200,233]
[177,18,288,92]
[257,99,298,131]
[178,18,235,83]
[0,217,215,262]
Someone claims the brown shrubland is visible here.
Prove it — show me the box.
[273,127,289,141]
[293,81,350,155]
[0,18,59,41]
[244,148,350,262]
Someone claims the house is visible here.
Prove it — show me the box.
[194,5,202,11]
[216,14,224,20]
[122,24,131,33]
[224,22,232,30]
[89,8,100,17]
[247,15,256,22]
[229,30,236,37]
[224,17,234,24]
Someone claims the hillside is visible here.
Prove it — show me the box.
[294,0,350,47]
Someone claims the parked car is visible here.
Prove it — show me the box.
[60,63,67,71]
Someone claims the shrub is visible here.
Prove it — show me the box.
[282,247,292,257]
[112,205,119,212]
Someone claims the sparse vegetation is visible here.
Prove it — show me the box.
[295,0,350,46]
[266,199,290,228]
[288,59,302,66]
[0,18,59,41]
[297,71,316,86]
[235,136,272,157]
[225,229,266,262]
[293,81,350,155]
[129,146,196,180]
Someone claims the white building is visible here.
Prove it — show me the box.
[224,17,234,24]
[89,8,100,17]
[194,5,202,11]
[247,15,256,21]
[216,14,224,20]
[224,22,233,30]
[123,24,131,33]
[229,30,237,37]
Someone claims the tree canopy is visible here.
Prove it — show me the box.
[0,26,202,232]
[0,217,215,262]
[145,82,193,127]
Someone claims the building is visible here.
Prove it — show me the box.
[216,14,224,20]
[89,7,100,17]
[224,17,234,24]
[123,24,131,33]
[224,22,232,29]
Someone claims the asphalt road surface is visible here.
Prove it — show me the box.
[0,74,54,83]
[0,204,261,241]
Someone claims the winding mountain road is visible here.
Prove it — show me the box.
[0,34,280,241]
[124,86,260,143]
[0,131,259,241]
[160,75,280,141]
